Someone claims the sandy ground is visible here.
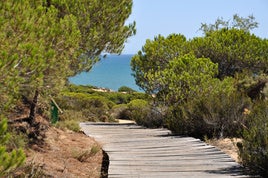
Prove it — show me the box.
[206,138,242,163]
[116,119,136,124]
[18,127,104,178]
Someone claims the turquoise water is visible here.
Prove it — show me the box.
[69,54,142,91]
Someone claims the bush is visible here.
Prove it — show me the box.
[107,92,130,104]
[57,93,115,121]
[7,131,28,151]
[0,118,25,176]
[118,86,136,93]
[60,110,88,121]
[239,101,268,177]
[165,80,251,139]
[128,99,149,125]
[59,92,114,109]
[111,104,131,120]
[58,86,149,123]
[140,106,165,128]
[55,119,80,132]
[127,99,164,128]
[56,85,150,124]
[11,161,46,177]
[190,92,250,138]
[107,92,149,105]
[128,99,148,108]
[67,84,96,94]
[165,106,205,138]
[72,144,101,162]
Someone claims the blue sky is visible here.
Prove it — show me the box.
[122,0,268,54]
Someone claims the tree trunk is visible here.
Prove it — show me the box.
[29,89,39,125]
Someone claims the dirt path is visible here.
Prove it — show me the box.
[81,122,248,178]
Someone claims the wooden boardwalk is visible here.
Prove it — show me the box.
[80,122,248,178]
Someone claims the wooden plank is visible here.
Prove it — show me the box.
[80,122,248,177]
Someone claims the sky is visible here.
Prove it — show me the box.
[122,0,268,54]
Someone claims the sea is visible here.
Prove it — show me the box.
[69,54,143,92]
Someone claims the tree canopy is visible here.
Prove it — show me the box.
[130,15,268,141]
[191,28,268,79]
[200,14,259,34]
[0,0,135,118]
[131,34,187,94]
[0,1,135,174]
[131,18,268,96]
[156,54,218,106]
[47,0,136,72]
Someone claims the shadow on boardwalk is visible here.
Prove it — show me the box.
[81,122,250,178]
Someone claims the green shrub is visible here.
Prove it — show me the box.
[191,92,250,138]
[128,99,148,125]
[7,131,28,151]
[58,85,149,123]
[165,105,190,136]
[57,92,115,121]
[239,101,268,177]
[118,86,136,93]
[129,92,149,101]
[165,79,251,139]
[107,92,130,104]
[60,110,86,121]
[140,106,165,128]
[111,104,131,120]
[127,99,164,128]
[107,92,149,105]
[128,99,148,109]
[55,120,80,132]
[0,118,25,176]
[72,144,101,162]
[67,84,96,94]
[59,92,114,109]
[12,161,46,177]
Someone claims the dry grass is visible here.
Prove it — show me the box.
[72,144,101,162]
[206,138,242,163]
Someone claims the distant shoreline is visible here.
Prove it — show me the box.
[69,54,142,92]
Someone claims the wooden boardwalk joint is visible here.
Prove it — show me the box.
[80,122,248,178]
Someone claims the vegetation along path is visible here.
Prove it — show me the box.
[80,122,248,178]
